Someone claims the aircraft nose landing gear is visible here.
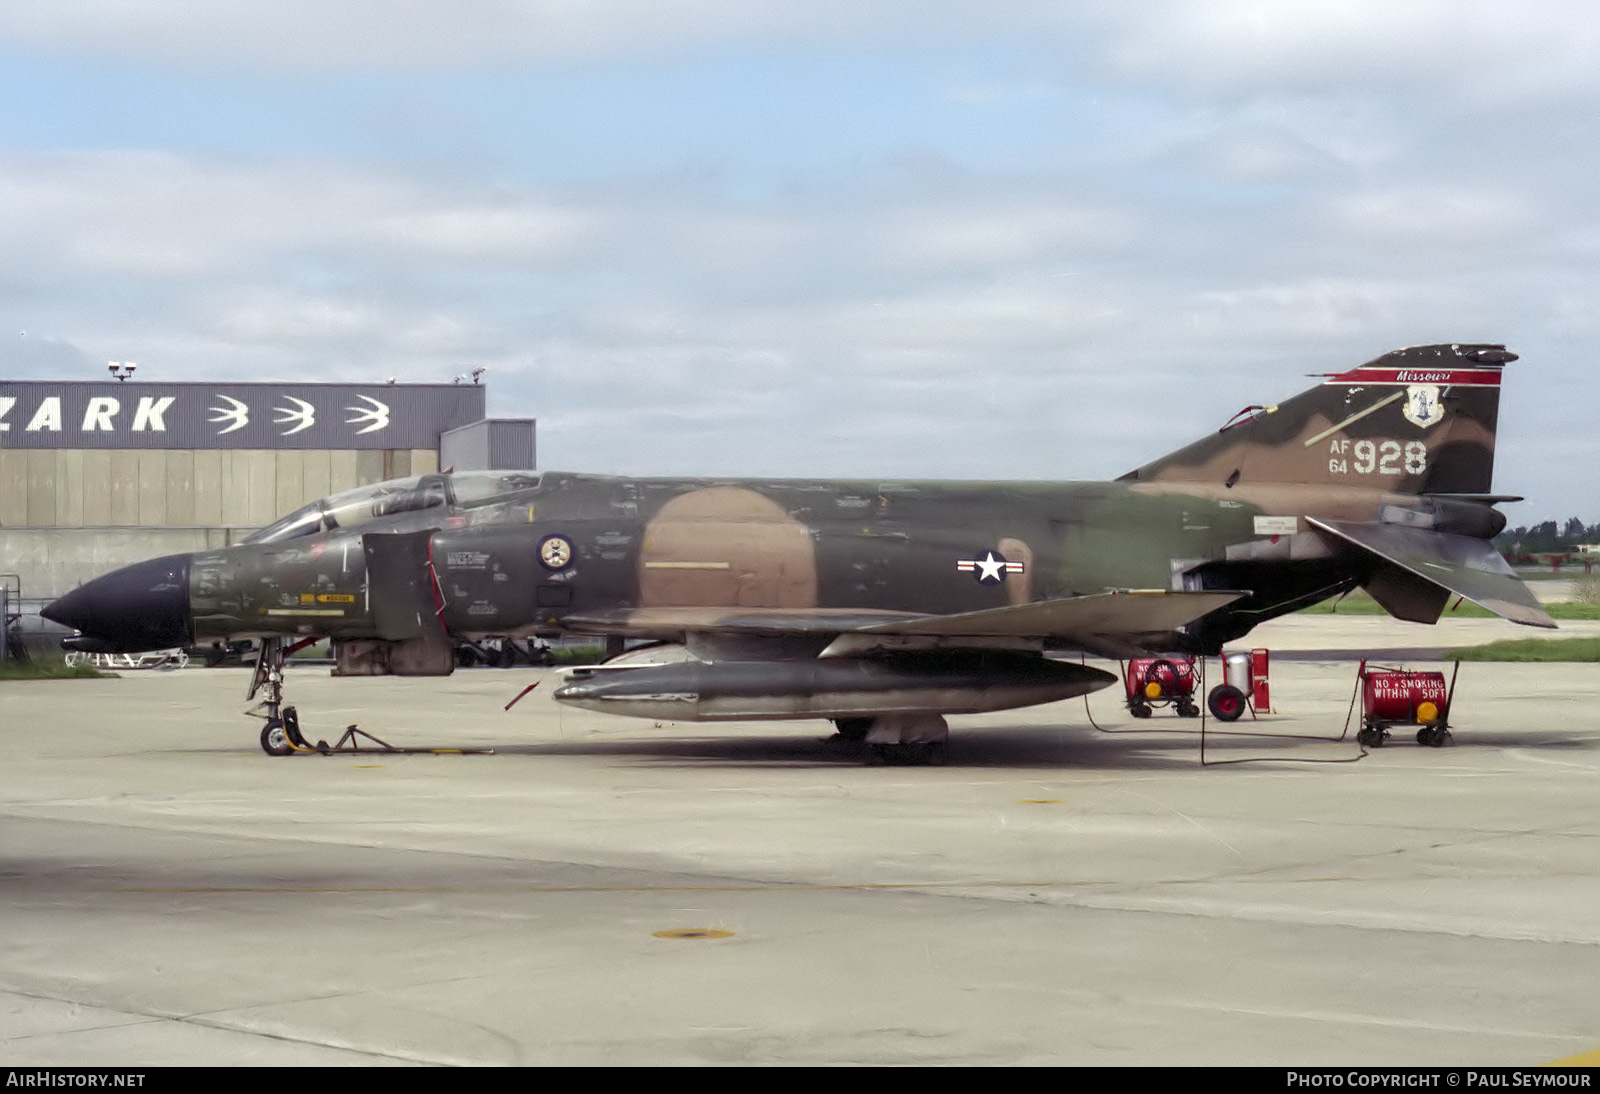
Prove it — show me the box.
[249,637,313,755]
[246,636,494,757]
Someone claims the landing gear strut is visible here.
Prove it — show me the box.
[249,637,312,755]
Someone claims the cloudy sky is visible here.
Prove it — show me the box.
[2,1,1596,519]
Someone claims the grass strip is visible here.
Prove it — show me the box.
[1445,637,1600,662]
[0,660,113,680]
[1300,592,1597,620]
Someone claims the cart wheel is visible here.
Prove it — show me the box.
[1429,728,1451,748]
[1129,702,1152,719]
[260,719,294,757]
[1207,684,1247,722]
[1416,727,1434,746]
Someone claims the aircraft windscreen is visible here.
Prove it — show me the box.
[243,471,545,544]
[451,471,543,506]
[244,502,325,544]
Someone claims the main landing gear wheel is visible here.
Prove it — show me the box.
[861,713,949,765]
[869,742,948,766]
[831,717,873,742]
[1207,684,1247,722]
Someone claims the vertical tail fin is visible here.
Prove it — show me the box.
[1120,343,1515,495]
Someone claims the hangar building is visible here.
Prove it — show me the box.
[0,379,534,600]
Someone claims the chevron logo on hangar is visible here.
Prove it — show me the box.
[0,382,485,449]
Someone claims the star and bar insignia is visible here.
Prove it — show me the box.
[957,550,1024,584]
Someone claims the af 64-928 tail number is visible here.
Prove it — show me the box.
[1329,439,1427,476]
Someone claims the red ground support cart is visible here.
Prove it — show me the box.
[1355,659,1458,747]
[1124,655,1201,719]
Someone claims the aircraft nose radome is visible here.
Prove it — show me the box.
[42,554,193,653]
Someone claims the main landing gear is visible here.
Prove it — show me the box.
[828,714,949,765]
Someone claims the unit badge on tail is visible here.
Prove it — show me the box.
[1403,384,1443,429]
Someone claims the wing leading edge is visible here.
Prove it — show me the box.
[564,590,1244,658]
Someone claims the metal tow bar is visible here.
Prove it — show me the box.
[288,721,495,757]
[247,637,494,756]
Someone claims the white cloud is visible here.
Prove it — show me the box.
[0,152,410,278]
[1329,186,1539,247]
[1,3,1597,516]
[1100,1,1600,101]
[0,151,605,281]
[380,204,598,262]
[0,1,890,69]
[872,204,1133,270]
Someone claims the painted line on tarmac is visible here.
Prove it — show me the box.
[93,880,1103,895]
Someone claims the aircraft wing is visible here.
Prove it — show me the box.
[561,606,929,636]
[1308,517,1556,629]
[564,590,1243,658]
[851,590,1244,657]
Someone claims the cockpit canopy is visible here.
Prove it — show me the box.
[243,470,543,545]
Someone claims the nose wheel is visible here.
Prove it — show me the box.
[248,638,315,755]
[259,706,308,756]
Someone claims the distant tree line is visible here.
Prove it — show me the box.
[1496,518,1600,563]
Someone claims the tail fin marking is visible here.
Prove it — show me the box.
[1121,343,1515,496]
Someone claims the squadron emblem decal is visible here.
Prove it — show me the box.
[957,550,1024,584]
[1403,384,1443,429]
[538,535,574,571]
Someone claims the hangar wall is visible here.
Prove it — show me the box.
[0,379,520,599]
[0,447,438,597]
[0,447,438,530]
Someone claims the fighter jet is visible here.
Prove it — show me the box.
[43,343,1552,762]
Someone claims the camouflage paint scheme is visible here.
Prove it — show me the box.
[185,343,1543,648]
[45,344,1553,745]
